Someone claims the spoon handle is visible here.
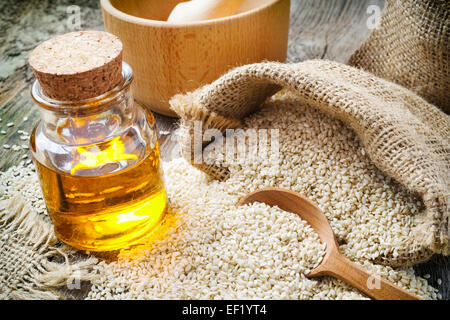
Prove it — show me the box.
[312,253,422,300]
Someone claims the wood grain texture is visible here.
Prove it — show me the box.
[287,0,385,63]
[0,0,448,300]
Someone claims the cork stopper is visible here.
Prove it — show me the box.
[29,30,123,101]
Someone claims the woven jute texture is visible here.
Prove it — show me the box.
[0,194,98,299]
[348,0,449,113]
[170,59,450,267]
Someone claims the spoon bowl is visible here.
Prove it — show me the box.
[237,187,421,300]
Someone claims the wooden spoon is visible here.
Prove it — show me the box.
[237,187,421,300]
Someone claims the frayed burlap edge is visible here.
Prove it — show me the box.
[170,60,450,267]
[172,90,243,181]
[0,194,98,300]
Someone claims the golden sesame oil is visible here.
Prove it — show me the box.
[30,118,167,252]
[30,92,167,251]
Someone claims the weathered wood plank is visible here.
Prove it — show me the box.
[287,0,385,63]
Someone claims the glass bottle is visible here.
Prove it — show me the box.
[30,62,167,251]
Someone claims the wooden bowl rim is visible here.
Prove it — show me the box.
[100,0,284,28]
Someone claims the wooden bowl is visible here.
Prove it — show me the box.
[101,0,290,117]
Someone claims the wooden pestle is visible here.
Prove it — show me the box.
[167,0,245,23]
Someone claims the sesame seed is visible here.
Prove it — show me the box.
[0,101,439,300]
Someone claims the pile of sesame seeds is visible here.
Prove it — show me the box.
[86,92,439,299]
[0,116,32,166]
[0,92,442,299]
[0,162,47,216]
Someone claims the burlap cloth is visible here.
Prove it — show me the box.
[170,0,449,267]
[169,0,450,266]
[0,194,98,299]
[349,0,449,113]
[171,59,449,267]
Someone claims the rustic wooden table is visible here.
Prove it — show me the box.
[0,0,448,300]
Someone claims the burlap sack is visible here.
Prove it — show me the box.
[348,0,449,113]
[170,59,449,267]
[0,194,98,299]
